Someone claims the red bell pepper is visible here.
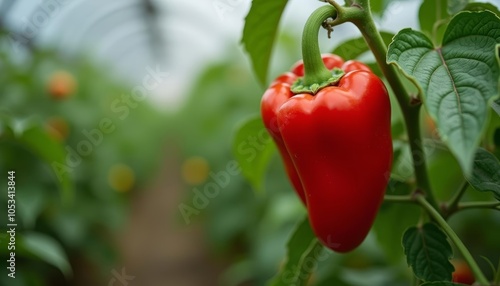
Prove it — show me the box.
[262,54,392,252]
[260,5,392,253]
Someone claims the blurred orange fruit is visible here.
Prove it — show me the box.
[47,70,77,100]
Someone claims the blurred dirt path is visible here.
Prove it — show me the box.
[118,147,220,286]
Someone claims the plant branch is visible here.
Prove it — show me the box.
[449,181,469,208]
[415,193,490,285]
[458,201,500,211]
[384,195,416,203]
[443,181,470,218]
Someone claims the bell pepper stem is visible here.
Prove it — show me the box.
[300,6,337,86]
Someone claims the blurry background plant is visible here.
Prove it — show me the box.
[0,33,169,286]
[0,0,499,286]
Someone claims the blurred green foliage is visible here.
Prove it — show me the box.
[0,31,169,284]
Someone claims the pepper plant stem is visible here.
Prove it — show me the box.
[458,201,500,211]
[444,181,470,218]
[415,194,490,285]
[355,13,439,209]
[384,195,415,203]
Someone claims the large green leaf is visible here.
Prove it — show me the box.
[419,0,449,45]
[466,148,500,200]
[232,116,276,192]
[268,217,324,286]
[22,232,72,278]
[387,11,500,175]
[403,223,454,282]
[332,31,394,60]
[242,0,288,85]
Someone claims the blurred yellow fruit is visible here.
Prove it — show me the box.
[108,164,135,192]
[47,70,77,100]
[182,156,210,185]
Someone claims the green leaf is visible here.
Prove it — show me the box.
[232,116,276,192]
[448,0,469,14]
[387,11,500,175]
[403,223,454,282]
[0,116,74,204]
[332,31,394,60]
[420,282,467,286]
[17,185,47,229]
[22,232,72,278]
[419,0,449,45]
[17,124,74,204]
[268,216,324,286]
[480,255,497,278]
[464,2,500,17]
[242,0,288,85]
[466,148,500,200]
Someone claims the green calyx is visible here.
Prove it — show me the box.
[291,68,345,94]
[294,5,339,95]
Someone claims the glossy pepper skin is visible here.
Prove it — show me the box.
[262,54,352,204]
[261,54,392,253]
[261,54,373,204]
